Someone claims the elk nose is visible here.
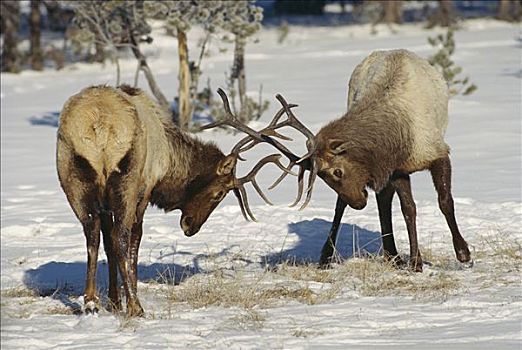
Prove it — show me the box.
[181,216,194,233]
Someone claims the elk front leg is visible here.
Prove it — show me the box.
[430,156,471,263]
[391,174,422,272]
[376,182,403,266]
[101,212,121,312]
[319,196,347,267]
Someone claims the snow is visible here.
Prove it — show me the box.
[1,19,521,349]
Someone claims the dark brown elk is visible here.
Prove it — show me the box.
[56,85,302,317]
[269,49,471,271]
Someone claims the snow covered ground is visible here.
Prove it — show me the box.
[1,19,521,349]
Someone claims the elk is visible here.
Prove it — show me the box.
[269,49,472,271]
[56,85,304,317]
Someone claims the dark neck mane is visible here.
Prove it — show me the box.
[150,124,225,211]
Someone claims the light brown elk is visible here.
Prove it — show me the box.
[269,49,471,271]
[56,85,303,317]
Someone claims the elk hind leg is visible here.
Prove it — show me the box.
[60,155,102,314]
[106,155,144,317]
[430,156,471,263]
[100,211,121,312]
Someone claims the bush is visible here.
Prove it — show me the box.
[428,27,477,97]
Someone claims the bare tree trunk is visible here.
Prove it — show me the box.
[177,29,191,130]
[496,0,521,22]
[133,62,140,87]
[427,0,456,28]
[188,33,210,122]
[30,0,44,71]
[114,57,121,86]
[234,36,247,122]
[1,1,21,73]
[128,34,169,110]
[380,1,403,24]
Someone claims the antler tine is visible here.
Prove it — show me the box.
[216,88,234,118]
[271,93,319,210]
[202,89,300,167]
[288,164,306,207]
[233,188,253,221]
[275,94,316,143]
[230,105,299,157]
[298,158,318,210]
[200,89,264,141]
[268,161,295,190]
[237,186,257,221]
[234,154,297,221]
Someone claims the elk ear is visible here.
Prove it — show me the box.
[328,139,349,155]
[217,154,237,175]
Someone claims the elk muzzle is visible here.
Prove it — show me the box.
[180,215,198,236]
[340,188,368,210]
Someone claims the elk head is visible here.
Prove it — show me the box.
[179,89,299,236]
[314,138,369,210]
[266,95,369,210]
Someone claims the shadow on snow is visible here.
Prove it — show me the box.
[22,218,383,312]
[263,218,383,266]
[28,111,60,127]
[22,246,240,312]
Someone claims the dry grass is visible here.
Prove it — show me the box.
[165,249,465,313]
[291,327,325,338]
[227,310,266,330]
[167,269,321,309]
[474,232,522,268]
[43,305,78,315]
[1,286,37,298]
[274,256,460,301]
[360,269,459,300]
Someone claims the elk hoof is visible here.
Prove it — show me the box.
[409,257,423,272]
[84,300,99,316]
[318,260,333,269]
[319,252,334,268]
[460,259,474,269]
[456,248,471,263]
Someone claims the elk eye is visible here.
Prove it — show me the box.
[333,169,343,179]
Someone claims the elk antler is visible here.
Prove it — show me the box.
[231,92,319,210]
[201,88,317,219]
[270,94,318,210]
[233,154,294,221]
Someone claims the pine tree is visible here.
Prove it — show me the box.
[144,1,226,129]
[70,1,169,109]
[428,27,477,97]
[218,1,264,123]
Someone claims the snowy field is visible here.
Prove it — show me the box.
[1,19,521,349]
